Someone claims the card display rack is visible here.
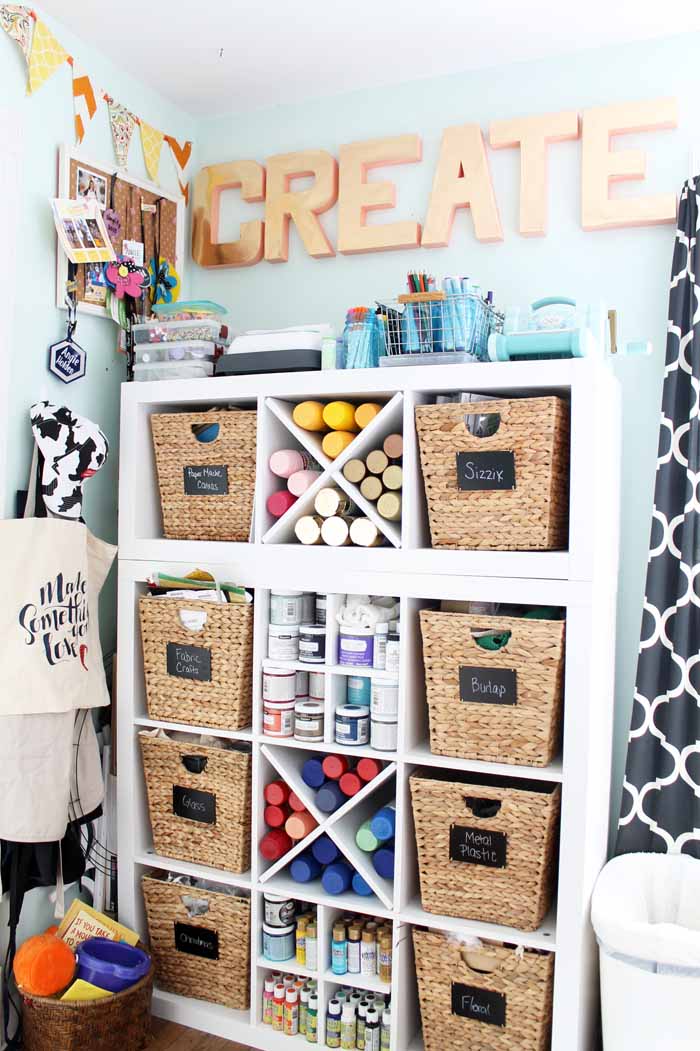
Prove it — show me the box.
[117,360,620,1051]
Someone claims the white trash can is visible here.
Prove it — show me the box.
[592,853,700,1051]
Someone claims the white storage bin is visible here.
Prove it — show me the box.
[592,853,700,1051]
[133,360,214,382]
[134,340,217,364]
[132,318,232,345]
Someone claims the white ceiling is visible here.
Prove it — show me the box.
[41,0,700,118]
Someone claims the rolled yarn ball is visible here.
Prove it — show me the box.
[14,929,76,997]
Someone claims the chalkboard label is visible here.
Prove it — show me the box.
[451,983,506,1027]
[459,666,517,706]
[450,825,507,868]
[173,785,217,825]
[174,922,219,960]
[166,642,212,682]
[183,465,229,496]
[456,451,515,491]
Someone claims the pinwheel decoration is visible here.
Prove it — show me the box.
[149,255,181,305]
[103,256,151,300]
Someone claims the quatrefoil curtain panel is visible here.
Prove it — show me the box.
[617,177,700,857]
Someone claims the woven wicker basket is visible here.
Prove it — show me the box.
[140,733,252,873]
[139,595,253,730]
[419,611,566,766]
[415,397,569,550]
[410,771,561,930]
[21,954,153,1051]
[151,409,257,541]
[413,928,554,1051]
[142,875,250,1010]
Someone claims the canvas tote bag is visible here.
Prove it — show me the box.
[0,515,116,715]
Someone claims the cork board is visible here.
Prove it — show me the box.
[56,145,184,318]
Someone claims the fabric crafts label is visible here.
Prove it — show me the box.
[451,983,506,1027]
[456,451,516,490]
[459,666,517,705]
[449,825,507,868]
[183,465,229,495]
[173,922,219,960]
[172,785,216,825]
[18,570,90,669]
[166,642,212,681]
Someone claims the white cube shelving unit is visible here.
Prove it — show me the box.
[117,360,619,1051]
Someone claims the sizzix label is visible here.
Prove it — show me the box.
[183,465,229,495]
[172,785,216,825]
[459,666,517,706]
[456,451,515,491]
[174,922,219,960]
[449,825,507,868]
[451,983,506,1027]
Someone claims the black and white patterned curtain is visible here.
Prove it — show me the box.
[617,178,700,857]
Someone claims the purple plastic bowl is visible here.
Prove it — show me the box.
[75,937,151,994]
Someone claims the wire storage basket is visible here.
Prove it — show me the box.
[380,291,504,364]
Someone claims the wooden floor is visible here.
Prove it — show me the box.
[148,1018,251,1049]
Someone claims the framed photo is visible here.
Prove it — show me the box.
[56,145,185,319]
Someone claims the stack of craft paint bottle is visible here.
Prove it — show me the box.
[326,988,391,1050]
[260,780,319,864]
[261,971,319,1042]
[355,805,395,882]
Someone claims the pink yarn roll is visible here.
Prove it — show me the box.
[269,449,315,479]
[267,490,297,518]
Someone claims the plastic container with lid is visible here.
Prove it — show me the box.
[132,318,232,345]
[338,626,374,667]
[133,359,214,382]
[270,590,305,625]
[263,661,297,703]
[299,624,326,664]
[75,938,151,994]
[263,698,295,737]
[262,922,296,962]
[264,893,296,927]
[335,705,370,745]
[268,624,300,662]
[370,676,399,717]
[370,714,397,752]
[294,699,324,742]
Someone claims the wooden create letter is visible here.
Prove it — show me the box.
[489,111,580,236]
[338,134,422,253]
[265,150,338,262]
[422,124,503,246]
[581,98,678,230]
[191,160,265,268]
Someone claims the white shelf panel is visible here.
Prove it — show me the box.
[323,968,391,995]
[134,851,252,889]
[152,988,251,1038]
[405,742,564,783]
[257,734,397,763]
[259,873,393,919]
[255,956,319,980]
[401,898,557,952]
[134,717,254,742]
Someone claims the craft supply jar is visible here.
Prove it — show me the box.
[294,699,325,742]
[371,714,398,751]
[316,595,327,625]
[338,626,374,667]
[264,894,296,928]
[309,670,325,699]
[370,676,399,717]
[268,624,300,662]
[270,591,305,625]
[262,922,296,962]
[335,705,370,746]
[347,675,371,707]
[301,593,316,624]
[263,661,297,703]
[385,629,400,674]
[263,698,296,738]
[295,669,309,698]
[299,624,326,664]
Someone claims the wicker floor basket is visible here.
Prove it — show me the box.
[142,875,250,1010]
[415,397,570,550]
[139,595,253,730]
[151,408,257,541]
[21,956,153,1051]
[419,611,566,766]
[410,771,561,930]
[413,928,554,1051]
[140,733,252,872]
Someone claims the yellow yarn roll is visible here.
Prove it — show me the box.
[322,401,360,432]
[292,401,327,432]
[354,403,383,429]
[322,431,356,459]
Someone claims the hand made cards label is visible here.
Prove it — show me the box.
[183,465,229,495]
[166,642,212,682]
[451,983,506,1028]
[459,666,517,706]
[450,826,507,868]
[174,922,219,960]
[173,785,217,825]
[456,451,515,491]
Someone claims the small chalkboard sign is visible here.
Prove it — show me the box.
[183,465,229,496]
[173,785,217,825]
[450,825,507,868]
[166,642,212,682]
[174,922,220,960]
[451,983,506,1028]
[456,451,515,491]
[459,666,517,706]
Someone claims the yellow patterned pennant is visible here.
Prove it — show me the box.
[28,18,69,94]
[140,121,164,183]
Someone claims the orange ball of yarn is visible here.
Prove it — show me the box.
[14,929,76,997]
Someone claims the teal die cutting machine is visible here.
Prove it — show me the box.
[487,297,650,360]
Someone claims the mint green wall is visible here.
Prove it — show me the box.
[192,33,700,833]
[0,6,195,650]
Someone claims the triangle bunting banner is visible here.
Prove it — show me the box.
[140,121,164,183]
[72,64,97,145]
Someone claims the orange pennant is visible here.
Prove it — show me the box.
[178,178,189,206]
[72,64,97,145]
[165,134,192,170]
